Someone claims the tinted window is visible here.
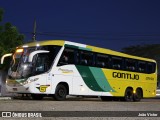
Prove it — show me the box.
[58,48,75,66]
[138,61,146,73]
[96,54,109,68]
[112,57,123,70]
[125,59,136,72]
[147,62,156,73]
[79,51,93,66]
[34,54,49,73]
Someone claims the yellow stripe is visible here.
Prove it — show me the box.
[20,40,65,47]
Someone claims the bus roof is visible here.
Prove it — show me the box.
[21,40,156,62]
[21,40,65,47]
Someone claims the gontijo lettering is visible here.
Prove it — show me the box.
[113,72,139,80]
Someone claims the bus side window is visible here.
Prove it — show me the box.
[96,54,109,68]
[147,62,156,74]
[138,61,146,73]
[58,48,75,66]
[125,59,136,72]
[80,51,93,66]
[112,57,123,70]
[34,54,49,74]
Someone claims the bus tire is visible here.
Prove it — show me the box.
[31,94,44,100]
[133,89,142,102]
[101,96,112,101]
[124,88,133,102]
[53,84,67,101]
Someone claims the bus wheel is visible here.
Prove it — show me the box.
[53,84,67,101]
[101,96,112,101]
[124,88,133,101]
[31,94,44,100]
[133,89,142,102]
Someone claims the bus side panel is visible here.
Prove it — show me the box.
[102,69,157,97]
[50,65,74,94]
[75,65,113,96]
[102,69,131,97]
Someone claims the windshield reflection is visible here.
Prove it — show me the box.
[8,45,61,79]
[8,48,35,79]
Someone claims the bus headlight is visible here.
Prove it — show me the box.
[22,78,39,85]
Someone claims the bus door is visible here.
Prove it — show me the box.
[32,52,52,93]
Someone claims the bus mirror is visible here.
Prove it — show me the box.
[28,50,49,62]
[1,53,12,64]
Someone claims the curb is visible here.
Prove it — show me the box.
[0,97,12,100]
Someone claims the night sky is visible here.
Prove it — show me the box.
[0,0,160,51]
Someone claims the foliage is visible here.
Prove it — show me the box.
[122,44,160,59]
[0,8,24,70]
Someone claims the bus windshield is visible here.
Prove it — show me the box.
[8,45,61,79]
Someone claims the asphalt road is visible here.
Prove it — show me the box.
[0,96,160,120]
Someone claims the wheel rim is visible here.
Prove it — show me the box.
[54,85,67,101]
[137,90,142,99]
[134,89,142,101]
[125,90,133,101]
[58,88,65,97]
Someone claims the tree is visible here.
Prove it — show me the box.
[0,8,24,70]
[122,44,160,59]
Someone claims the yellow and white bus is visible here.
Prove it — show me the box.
[1,40,157,101]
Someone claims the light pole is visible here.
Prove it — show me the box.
[32,19,36,41]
